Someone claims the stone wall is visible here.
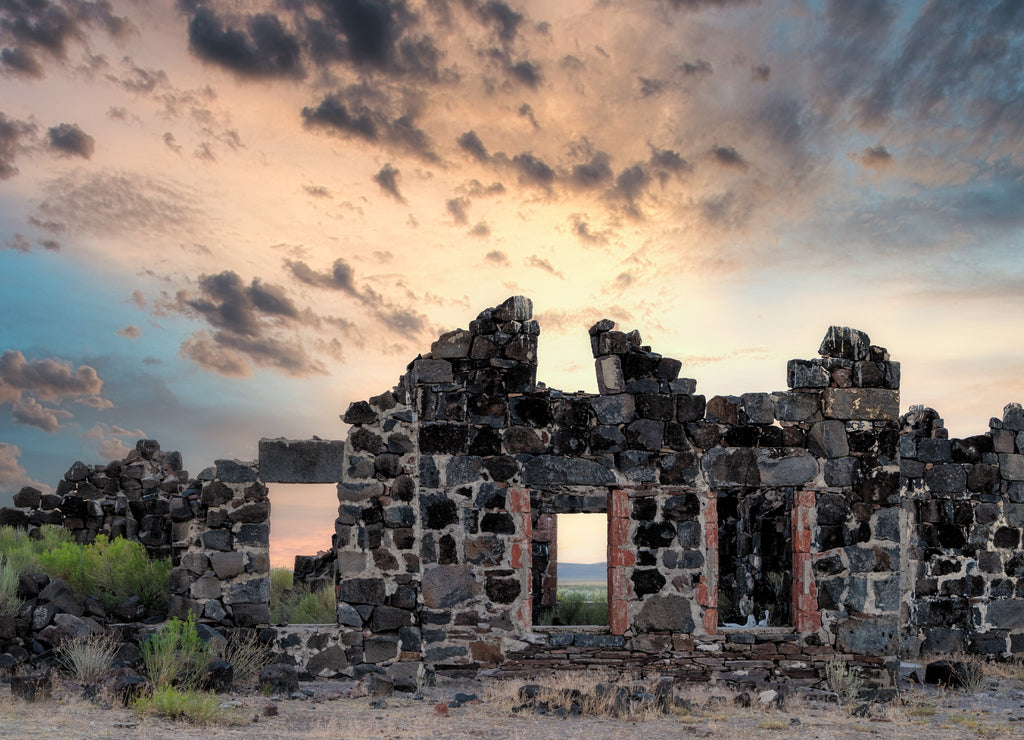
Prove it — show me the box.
[5,294,1024,687]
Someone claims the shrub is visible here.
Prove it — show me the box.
[134,686,235,725]
[538,591,608,626]
[0,524,74,576]
[221,630,271,687]
[38,534,170,613]
[141,613,214,691]
[57,632,120,683]
[0,556,20,616]
[825,657,863,705]
[270,569,335,624]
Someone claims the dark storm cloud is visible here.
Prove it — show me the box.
[508,58,541,88]
[48,122,94,158]
[188,7,304,79]
[710,145,747,169]
[751,63,770,81]
[853,1,1024,141]
[510,151,555,187]
[284,257,359,294]
[1,45,42,76]
[679,59,712,77]
[302,86,436,160]
[470,0,524,45]
[856,144,892,169]
[374,162,404,201]
[446,196,470,223]
[184,271,298,337]
[570,152,613,189]
[282,256,427,338]
[648,145,690,184]
[638,77,668,98]
[0,0,129,75]
[0,111,35,178]
[457,130,489,161]
[613,164,650,202]
[170,270,328,377]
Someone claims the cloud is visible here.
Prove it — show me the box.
[510,151,555,188]
[301,86,437,160]
[472,0,524,45]
[856,144,893,170]
[285,257,359,294]
[679,59,712,77]
[12,395,71,432]
[48,122,94,158]
[710,145,747,170]
[518,103,538,128]
[570,152,613,189]
[188,7,304,79]
[484,249,508,265]
[571,215,608,245]
[374,162,404,201]
[0,442,50,494]
[36,169,201,237]
[468,220,490,237]
[0,112,36,178]
[3,232,30,251]
[0,350,106,405]
[457,130,489,161]
[303,184,331,197]
[525,254,563,278]
[117,325,140,339]
[179,331,251,377]
[446,196,470,224]
[185,271,299,337]
[508,59,541,88]
[1,45,42,77]
[751,63,770,81]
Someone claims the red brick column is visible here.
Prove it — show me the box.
[607,488,633,635]
[509,487,533,629]
[697,491,718,634]
[792,489,820,633]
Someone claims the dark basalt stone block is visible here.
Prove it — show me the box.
[421,495,459,529]
[418,424,469,455]
[631,569,667,598]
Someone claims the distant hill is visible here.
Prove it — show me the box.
[558,562,607,584]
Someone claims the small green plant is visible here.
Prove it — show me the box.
[221,630,271,687]
[538,591,608,626]
[141,613,214,691]
[270,569,335,624]
[134,686,235,725]
[825,657,863,705]
[0,555,20,616]
[0,524,74,575]
[38,534,170,613]
[57,632,120,683]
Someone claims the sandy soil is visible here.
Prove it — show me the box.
[2,673,1024,739]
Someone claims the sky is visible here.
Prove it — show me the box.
[1,0,1023,567]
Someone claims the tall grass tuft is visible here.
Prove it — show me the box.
[221,630,271,687]
[825,657,863,705]
[57,633,120,683]
[0,555,20,616]
[270,568,335,624]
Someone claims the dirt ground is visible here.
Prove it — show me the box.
[2,672,1024,740]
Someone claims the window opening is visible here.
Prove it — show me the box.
[536,512,608,626]
[717,488,792,627]
[269,483,338,625]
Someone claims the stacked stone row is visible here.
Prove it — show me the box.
[335,385,425,688]
[167,461,272,627]
[901,403,1024,655]
[0,440,188,560]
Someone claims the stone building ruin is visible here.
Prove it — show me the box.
[4,295,1024,688]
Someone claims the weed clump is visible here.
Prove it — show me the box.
[57,633,120,683]
[825,657,863,705]
[270,568,335,624]
[140,613,214,691]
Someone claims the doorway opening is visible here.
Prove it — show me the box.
[535,511,608,626]
[268,482,338,624]
[717,488,793,628]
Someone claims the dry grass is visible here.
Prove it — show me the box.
[219,631,271,688]
[57,633,121,684]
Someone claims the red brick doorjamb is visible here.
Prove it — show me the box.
[697,490,718,634]
[608,488,633,635]
[509,487,533,629]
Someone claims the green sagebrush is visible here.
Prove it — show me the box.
[37,533,170,613]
